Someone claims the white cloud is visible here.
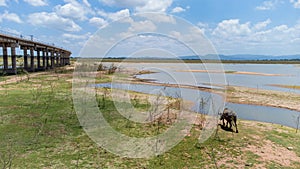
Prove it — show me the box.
[255,0,281,10]
[197,22,209,28]
[99,0,173,12]
[0,11,22,23]
[28,12,81,32]
[97,9,130,21]
[253,19,271,30]
[100,0,143,8]
[290,0,300,8]
[136,0,173,12]
[141,13,176,24]
[0,27,21,35]
[212,19,251,39]
[128,20,157,32]
[171,7,185,13]
[0,0,18,6]
[197,22,210,34]
[63,32,91,40]
[55,0,93,21]
[83,0,91,7]
[117,19,157,39]
[208,18,300,55]
[274,24,288,31]
[23,0,48,6]
[0,0,7,6]
[89,17,107,27]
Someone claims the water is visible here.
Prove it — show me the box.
[122,63,300,93]
[96,83,300,128]
[227,103,300,128]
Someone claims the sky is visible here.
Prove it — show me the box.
[1,0,300,57]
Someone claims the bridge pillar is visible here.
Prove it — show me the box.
[59,52,63,66]
[11,46,17,74]
[42,50,45,69]
[37,50,41,69]
[66,55,70,65]
[53,51,57,66]
[2,44,8,71]
[46,50,50,69]
[23,47,28,70]
[50,50,54,68]
[30,47,35,71]
[56,52,59,66]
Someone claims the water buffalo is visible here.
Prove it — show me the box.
[220,108,239,133]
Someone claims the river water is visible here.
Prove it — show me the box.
[96,82,300,129]
[97,62,300,128]
[116,63,300,94]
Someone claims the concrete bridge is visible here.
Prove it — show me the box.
[0,32,71,74]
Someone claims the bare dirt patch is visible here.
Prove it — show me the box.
[245,139,300,167]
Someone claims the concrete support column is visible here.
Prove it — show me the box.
[56,52,59,66]
[37,50,41,68]
[42,50,46,69]
[30,47,35,71]
[11,46,17,74]
[66,56,70,65]
[46,50,50,69]
[2,44,8,71]
[23,47,28,69]
[50,50,54,68]
[53,52,57,66]
[59,53,63,66]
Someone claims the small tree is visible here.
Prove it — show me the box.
[108,63,117,74]
[97,63,104,71]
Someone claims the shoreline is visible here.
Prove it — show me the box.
[177,69,287,76]
[128,76,300,112]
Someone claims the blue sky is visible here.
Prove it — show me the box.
[1,0,300,57]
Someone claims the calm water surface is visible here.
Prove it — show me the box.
[114,63,300,93]
[96,83,300,128]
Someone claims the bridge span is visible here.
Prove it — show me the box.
[0,33,71,74]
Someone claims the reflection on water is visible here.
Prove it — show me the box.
[96,83,300,128]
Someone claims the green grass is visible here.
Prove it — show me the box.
[266,128,300,156]
[225,70,238,73]
[0,66,300,168]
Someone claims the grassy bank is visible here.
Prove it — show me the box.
[0,65,300,168]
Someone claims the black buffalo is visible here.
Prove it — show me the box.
[220,108,238,133]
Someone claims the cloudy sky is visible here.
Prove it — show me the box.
[1,0,300,56]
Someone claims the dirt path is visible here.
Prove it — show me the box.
[0,72,48,86]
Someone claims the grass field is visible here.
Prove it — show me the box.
[0,65,300,168]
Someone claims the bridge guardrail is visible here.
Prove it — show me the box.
[0,29,67,51]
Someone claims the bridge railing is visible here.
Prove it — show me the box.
[0,29,66,50]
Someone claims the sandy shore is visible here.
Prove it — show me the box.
[129,76,300,112]
[177,69,287,76]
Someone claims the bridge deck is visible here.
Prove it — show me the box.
[0,33,71,74]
